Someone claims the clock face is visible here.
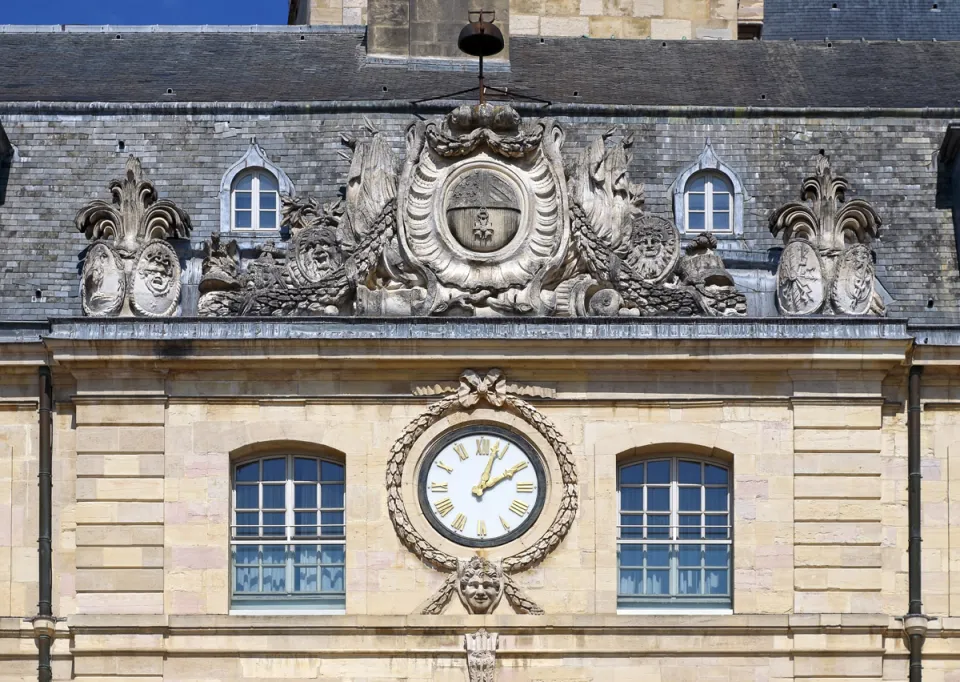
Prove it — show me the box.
[418,425,546,548]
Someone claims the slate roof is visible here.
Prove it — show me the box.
[764,0,960,41]
[1,28,960,107]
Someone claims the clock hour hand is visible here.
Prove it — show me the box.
[472,449,499,497]
[480,462,526,492]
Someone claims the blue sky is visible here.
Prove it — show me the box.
[0,0,288,25]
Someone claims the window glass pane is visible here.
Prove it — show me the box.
[705,545,730,567]
[705,569,728,595]
[321,461,345,482]
[235,210,251,229]
[295,484,317,509]
[713,210,730,231]
[620,487,644,511]
[619,568,643,595]
[321,483,345,509]
[236,461,259,482]
[619,544,643,567]
[321,544,346,565]
[262,566,285,592]
[713,192,730,211]
[235,545,258,565]
[646,460,670,484]
[320,511,345,536]
[687,211,705,230]
[646,515,670,539]
[236,484,258,509]
[296,566,318,592]
[679,514,702,540]
[295,458,318,482]
[678,545,701,567]
[235,174,254,190]
[646,487,669,511]
[688,192,705,211]
[262,484,284,509]
[679,487,701,512]
[321,566,344,592]
[620,463,644,485]
[711,175,733,193]
[262,545,285,563]
[646,570,669,595]
[260,210,276,229]
[646,544,669,567]
[262,512,285,536]
[706,514,729,539]
[295,511,317,535]
[235,567,258,593]
[705,487,728,512]
[688,176,706,191]
[262,458,285,481]
[260,192,277,210]
[620,515,644,538]
[234,192,252,210]
[295,545,318,564]
[678,461,701,484]
[678,569,701,595]
[235,512,258,536]
[259,173,279,192]
[705,464,728,485]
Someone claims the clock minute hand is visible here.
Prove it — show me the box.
[472,451,499,497]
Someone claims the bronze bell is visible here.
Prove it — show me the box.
[458,10,505,58]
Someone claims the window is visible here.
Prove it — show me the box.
[685,172,733,233]
[231,455,345,611]
[617,456,731,611]
[232,169,279,231]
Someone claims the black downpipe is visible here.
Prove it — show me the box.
[908,366,924,682]
[36,367,53,682]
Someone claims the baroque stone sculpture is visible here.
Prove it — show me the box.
[464,630,499,682]
[77,156,191,317]
[770,152,884,316]
[198,104,746,317]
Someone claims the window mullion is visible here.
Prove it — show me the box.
[705,180,714,231]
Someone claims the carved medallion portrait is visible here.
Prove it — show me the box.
[777,240,824,315]
[446,169,522,253]
[130,240,181,317]
[624,215,681,284]
[80,242,126,317]
[832,244,875,315]
[295,225,344,283]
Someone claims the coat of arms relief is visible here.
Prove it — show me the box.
[194,104,749,318]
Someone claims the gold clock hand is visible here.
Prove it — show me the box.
[472,449,499,497]
[481,462,526,492]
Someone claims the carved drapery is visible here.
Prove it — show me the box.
[197,104,747,318]
[77,156,191,317]
[770,153,884,316]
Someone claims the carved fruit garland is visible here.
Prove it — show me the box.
[385,369,578,612]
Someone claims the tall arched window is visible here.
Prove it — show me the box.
[684,172,734,233]
[231,454,345,611]
[617,456,731,611]
[232,169,279,231]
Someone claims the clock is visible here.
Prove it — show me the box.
[418,425,547,548]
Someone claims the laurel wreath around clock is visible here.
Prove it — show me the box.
[385,368,579,575]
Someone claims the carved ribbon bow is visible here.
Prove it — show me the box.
[458,369,507,408]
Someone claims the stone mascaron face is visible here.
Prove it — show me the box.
[418,425,546,548]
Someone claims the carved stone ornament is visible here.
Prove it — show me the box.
[390,369,571,615]
[197,106,746,317]
[77,156,191,317]
[464,629,499,682]
[770,152,884,316]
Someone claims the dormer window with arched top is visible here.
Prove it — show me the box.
[671,141,745,238]
[219,139,294,234]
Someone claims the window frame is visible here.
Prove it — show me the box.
[231,168,280,232]
[683,172,734,234]
[229,453,346,614]
[616,455,733,613]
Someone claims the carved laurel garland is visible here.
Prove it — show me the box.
[385,369,579,576]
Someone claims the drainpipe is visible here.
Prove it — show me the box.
[904,366,928,682]
[32,366,54,682]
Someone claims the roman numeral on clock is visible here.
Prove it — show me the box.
[435,498,454,516]
[453,443,469,461]
[509,499,529,516]
[452,513,467,532]
[516,482,534,493]
[477,520,487,538]
[500,515,510,531]
[476,438,490,456]
[436,460,453,473]
[430,482,448,492]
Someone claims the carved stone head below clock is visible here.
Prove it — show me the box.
[456,556,504,615]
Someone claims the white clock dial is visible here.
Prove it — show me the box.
[419,427,545,548]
